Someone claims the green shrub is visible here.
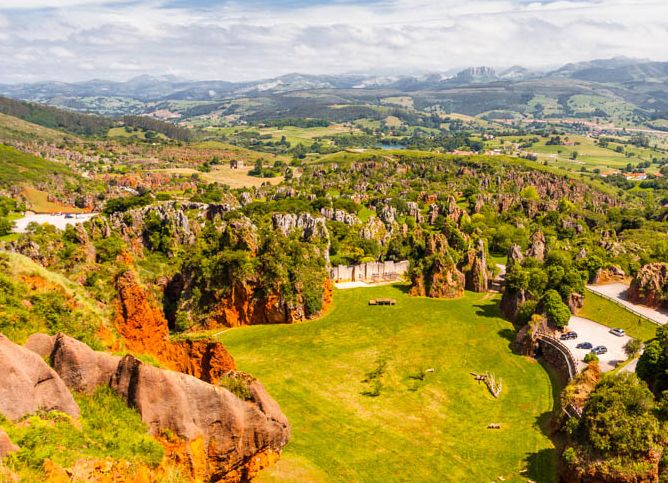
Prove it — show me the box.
[542,289,571,328]
[584,353,599,364]
[2,386,163,474]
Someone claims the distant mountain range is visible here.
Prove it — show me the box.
[1,57,668,120]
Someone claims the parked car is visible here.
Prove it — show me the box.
[610,328,626,337]
[592,346,608,355]
[576,342,593,350]
[560,332,578,340]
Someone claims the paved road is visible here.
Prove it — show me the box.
[587,283,668,325]
[562,316,632,372]
[13,213,97,233]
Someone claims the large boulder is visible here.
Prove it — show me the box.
[628,263,668,308]
[50,334,121,395]
[111,355,290,481]
[410,255,465,299]
[0,334,80,421]
[24,333,56,358]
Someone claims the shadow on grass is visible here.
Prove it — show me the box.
[524,447,558,483]
[473,300,502,319]
[497,328,516,350]
[522,359,568,483]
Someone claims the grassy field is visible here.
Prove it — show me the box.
[20,186,86,214]
[219,286,558,482]
[151,166,283,189]
[579,290,658,342]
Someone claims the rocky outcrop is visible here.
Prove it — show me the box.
[36,333,289,482]
[0,430,18,459]
[507,244,524,269]
[272,213,328,241]
[320,207,360,225]
[410,233,465,299]
[50,334,121,394]
[628,263,668,308]
[113,355,289,482]
[359,217,389,242]
[115,270,237,382]
[500,288,531,322]
[460,239,489,293]
[567,293,585,313]
[526,231,546,261]
[591,265,626,284]
[0,334,80,421]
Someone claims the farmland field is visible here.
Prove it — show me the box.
[219,286,558,482]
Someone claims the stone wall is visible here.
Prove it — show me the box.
[330,260,409,283]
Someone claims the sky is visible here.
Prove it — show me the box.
[0,0,667,84]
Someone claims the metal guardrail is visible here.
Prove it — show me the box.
[585,287,661,327]
[537,333,578,381]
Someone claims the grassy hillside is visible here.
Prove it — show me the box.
[220,286,558,482]
[0,144,79,188]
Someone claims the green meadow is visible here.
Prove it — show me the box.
[219,286,558,482]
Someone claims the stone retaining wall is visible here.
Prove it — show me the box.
[330,260,409,283]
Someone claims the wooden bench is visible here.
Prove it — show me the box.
[368,298,396,306]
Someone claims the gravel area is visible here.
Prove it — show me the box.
[587,283,668,325]
[13,213,97,233]
[562,316,632,372]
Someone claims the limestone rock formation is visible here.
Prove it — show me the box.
[272,213,328,241]
[37,333,290,482]
[526,231,546,261]
[507,244,524,269]
[410,255,465,299]
[591,265,626,284]
[628,263,668,308]
[460,239,489,293]
[50,334,121,394]
[0,334,80,421]
[24,332,56,358]
[500,288,531,322]
[567,292,584,314]
[111,355,290,482]
[320,207,360,225]
[0,430,18,459]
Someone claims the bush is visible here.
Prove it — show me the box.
[584,353,599,364]
[542,289,571,328]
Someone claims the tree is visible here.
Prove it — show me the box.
[623,338,643,359]
[579,373,658,456]
[0,217,14,236]
[541,289,571,328]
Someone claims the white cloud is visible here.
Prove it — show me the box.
[0,0,666,83]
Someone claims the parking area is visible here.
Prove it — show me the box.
[561,316,632,372]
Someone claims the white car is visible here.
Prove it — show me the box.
[610,328,626,337]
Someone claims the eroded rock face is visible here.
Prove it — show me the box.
[568,293,585,314]
[41,334,290,482]
[507,244,524,269]
[500,288,531,322]
[272,213,328,241]
[460,239,489,293]
[0,334,80,421]
[114,270,237,382]
[526,231,546,261]
[410,256,465,299]
[50,334,121,395]
[111,355,290,482]
[592,266,626,284]
[628,263,668,308]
